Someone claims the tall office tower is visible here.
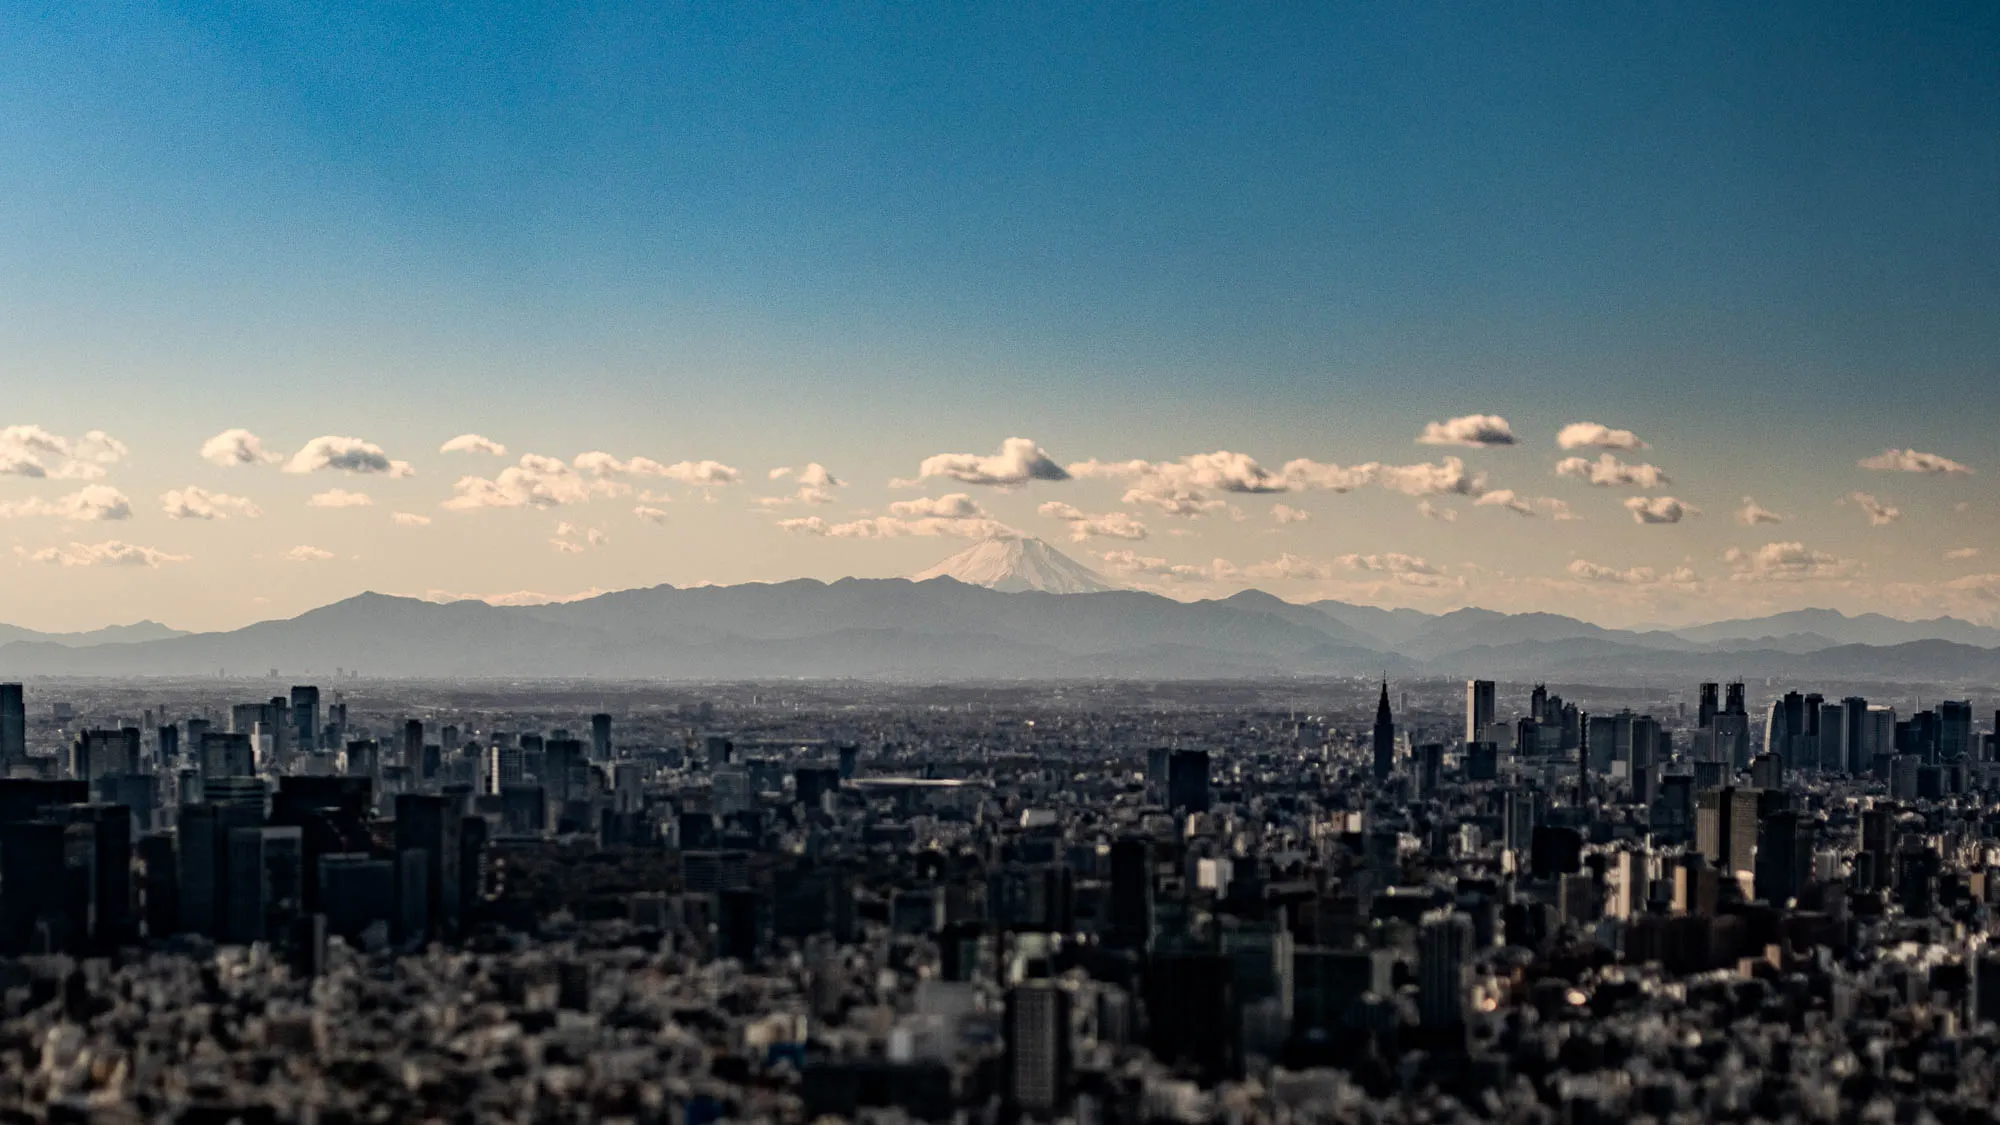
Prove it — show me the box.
[183,719,211,760]
[1695,786,1761,879]
[0,683,23,767]
[487,742,525,794]
[230,701,272,737]
[1817,702,1848,773]
[402,720,424,770]
[1724,681,1747,716]
[0,820,94,955]
[1838,696,1870,772]
[545,738,586,806]
[1754,810,1814,905]
[265,697,291,760]
[199,732,255,780]
[1106,837,1153,950]
[1465,680,1496,745]
[1713,710,1751,770]
[1530,684,1550,726]
[1503,787,1542,854]
[157,723,179,767]
[1764,698,1789,763]
[63,804,133,948]
[441,725,462,753]
[1372,681,1396,781]
[1167,749,1211,813]
[224,826,269,944]
[1416,743,1445,796]
[1004,982,1073,1116]
[290,686,319,751]
[319,853,396,941]
[1630,716,1660,806]
[394,793,463,941]
[712,766,754,817]
[344,740,381,779]
[1417,911,1473,1029]
[176,802,262,938]
[1938,701,1974,760]
[70,729,141,783]
[1698,683,1720,730]
[590,713,612,761]
[1584,713,1616,775]
[1144,953,1241,1083]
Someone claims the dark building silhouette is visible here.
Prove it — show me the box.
[0,683,24,766]
[1166,749,1210,813]
[1372,680,1396,781]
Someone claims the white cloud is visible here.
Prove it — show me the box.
[633,506,669,525]
[574,452,743,486]
[1555,453,1670,488]
[1417,414,1516,447]
[200,428,281,468]
[778,514,1008,540]
[284,545,335,562]
[0,485,133,522]
[308,488,374,509]
[1624,496,1696,524]
[1270,503,1309,525]
[1724,541,1858,582]
[587,528,608,547]
[1945,547,1981,561]
[440,433,507,456]
[1070,452,1289,515]
[1417,500,1458,523]
[1336,552,1443,577]
[23,540,188,568]
[1557,422,1648,451]
[391,512,432,527]
[1844,491,1901,527]
[551,539,584,553]
[1858,448,1972,475]
[0,426,129,479]
[1037,501,1148,541]
[893,493,986,519]
[1474,490,1534,516]
[162,487,261,521]
[444,454,622,510]
[1566,559,1698,587]
[759,462,843,505]
[1096,550,1239,584]
[1240,551,1452,587]
[917,437,1069,486]
[1737,497,1784,525]
[1472,490,1577,519]
[284,436,413,477]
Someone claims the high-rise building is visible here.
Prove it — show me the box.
[1417,911,1472,1029]
[1372,681,1395,781]
[1106,837,1152,950]
[402,720,425,771]
[1167,749,1211,813]
[590,713,612,760]
[1697,683,1720,730]
[1465,680,1496,745]
[71,728,140,783]
[1144,953,1240,1083]
[0,684,24,767]
[394,794,462,941]
[200,732,255,781]
[1004,982,1072,1115]
[1754,810,1814,905]
[63,803,133,947]
[1939,701,1974,761]
[487,742,524,794]
[290,686,320,751]
[1694,786,1760,878]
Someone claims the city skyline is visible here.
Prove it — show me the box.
[4,4,1997,631]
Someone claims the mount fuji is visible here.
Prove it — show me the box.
[910,536,1121,595]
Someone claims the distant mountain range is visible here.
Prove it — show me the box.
[0,539,1994,684]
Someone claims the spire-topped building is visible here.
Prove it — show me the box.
[1373,679,1396,780]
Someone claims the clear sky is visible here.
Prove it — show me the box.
[1,2,1995,632]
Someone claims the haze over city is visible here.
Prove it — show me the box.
[4,4,1997,634]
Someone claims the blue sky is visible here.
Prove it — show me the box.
[0,3,1995,630]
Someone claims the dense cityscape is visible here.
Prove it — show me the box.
[0,671,1996,1123]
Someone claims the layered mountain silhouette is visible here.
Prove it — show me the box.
[0,538,1993,683]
